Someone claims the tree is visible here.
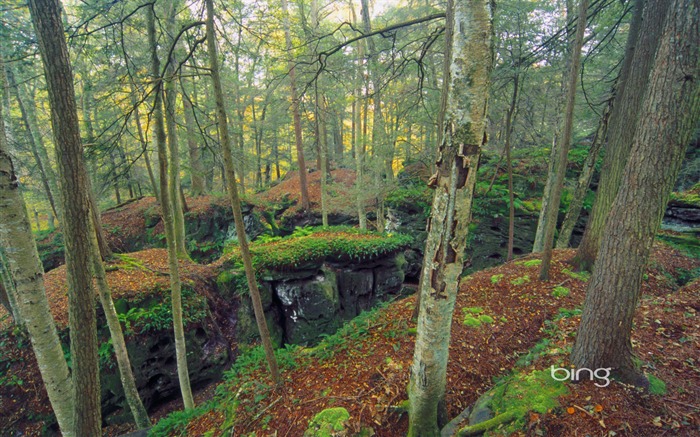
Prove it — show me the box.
[573,0,670,270]
[27,0,101,433]
[282,0,311,211]
[147,3,195,410]
[539,0,588,280]
[571,0,699,384]
[407,0,493,434]
[555,98,610,248]
[0,53,75,437]
[164,0,188,257]
[205,0,280,384]
[88,225,150,427]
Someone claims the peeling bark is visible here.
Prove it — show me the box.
[408,0,493,434]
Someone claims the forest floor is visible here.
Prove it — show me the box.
[1,231,698,436]
[123,243,698,436]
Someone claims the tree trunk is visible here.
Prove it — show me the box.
[571,0,699,384]
[88,222,150,428]
[539,0,589,280]
[164,1,188,258]
[183,95,205,196]
[0,93,75,436]
[6,68,60,219]
[533,0,577,253]
[131,97,160,202]
[504,74,520,261]
[281,0,310,211]
[319,92,329,227]
[205,0,280,385]
[87,173,113,260]
[408,0,493,434]
[28,0,102,433]
[555,99,610,248]
[573,0,666,270]
[147,4,194,410]
[351,3,367,230]
[532,133,559,252]
[361,0,388,230]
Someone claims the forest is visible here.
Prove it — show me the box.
[0,0,698,435]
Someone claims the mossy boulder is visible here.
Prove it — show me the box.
[304,407,350,437]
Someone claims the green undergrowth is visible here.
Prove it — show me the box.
[115,287,208,335]
[657,232,700,259]
[152,303,392,435]
[669,185,700,208]
[462,307,498,327]
[470,370,569,436]
[304,407,351,436]
[221,226,412,272]
[461,307,583,436]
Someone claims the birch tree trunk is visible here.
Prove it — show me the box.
[205,0,280,385]
[147,4,194,410]
[0,59,75,437]
[408,0,493,434]
[27,0,102,433]
[571,0,699,383]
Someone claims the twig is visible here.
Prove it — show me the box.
[245,396,282,428]
[665,398,700,410]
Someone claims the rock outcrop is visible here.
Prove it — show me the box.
[226,252,407,346]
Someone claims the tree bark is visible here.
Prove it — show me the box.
[5,68,60,219]
[1,58,76,433]
[147,4,194,410]
[282,0,310,211]
[205,0,280,385]
[183,94,205,196]
[504,74,520,262]
[571,0,699,383]
[0,105,75,436]
[539,0,589,280]
[164,1,188,258]
[573,0,666,270]
[88,222,150,428]
[351,4,367,229]
[408,0,493,434]
[555,99,610,248]
[27,0,102,433]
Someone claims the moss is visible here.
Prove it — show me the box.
[221,226,412,272]
[562,268,590,282]
[463,315,482,327]
[657,233,700,259]
[516,259,541,267]
[462,370,568,436]
[464,306,485,314]
[648,374,667,395]
[552,286,570,298]
[510,275,530,286]
[490,274,504,284]
[478,314,494,324]
[304,407,350,436]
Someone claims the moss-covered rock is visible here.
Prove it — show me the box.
[304,407,350,437]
